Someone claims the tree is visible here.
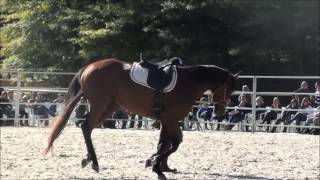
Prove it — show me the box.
[1,0,319,76]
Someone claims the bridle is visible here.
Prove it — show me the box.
[211,75,231,104]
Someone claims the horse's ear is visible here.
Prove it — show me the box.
[234,71,242,79]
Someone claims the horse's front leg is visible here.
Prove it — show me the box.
[146,123,182,179]
[158,127,182,173]
[145,141,173,169]
[152,140,172,180]
[145,152,157,168]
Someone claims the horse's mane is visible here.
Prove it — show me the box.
[178,65,231,84]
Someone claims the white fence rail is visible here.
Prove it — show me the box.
[1,69,319,132]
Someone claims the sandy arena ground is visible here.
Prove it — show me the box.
[0,127,319,180]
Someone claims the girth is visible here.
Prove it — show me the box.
[138,57,182,118]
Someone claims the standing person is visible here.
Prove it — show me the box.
[260,97,282,132]
[271,98,299,133]
[293,81,310,105]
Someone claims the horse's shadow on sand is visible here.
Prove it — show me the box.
[173,171,277,180]
[68,170,276,180]
[72,168,280,180]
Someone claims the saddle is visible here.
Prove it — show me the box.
[130,57,183,118]
[141,57,182,90]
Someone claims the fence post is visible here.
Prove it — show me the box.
[251,76,257,132]
[184,117,190,130]
[14,69,21,126]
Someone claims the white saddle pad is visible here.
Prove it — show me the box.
[129,62,178,92]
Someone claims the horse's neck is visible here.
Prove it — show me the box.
[194,65,228,91]
[176,66,225,102]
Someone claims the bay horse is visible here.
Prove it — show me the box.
[44,58,238,180]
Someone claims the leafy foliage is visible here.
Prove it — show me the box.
[0,0,319,75]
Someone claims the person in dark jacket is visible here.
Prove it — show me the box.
[260,97,282,131]
[225,95,251,130]
[271,98,299,133]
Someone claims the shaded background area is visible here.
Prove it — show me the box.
[1,0,319,91]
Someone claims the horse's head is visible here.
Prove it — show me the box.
[211,72,238,105]
[194,65,239,105]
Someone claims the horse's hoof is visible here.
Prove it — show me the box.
[161,167,177,173]
[158,174,167,180]
[81,159,90,168]
[92,163,99,173]
[145,159,152,168]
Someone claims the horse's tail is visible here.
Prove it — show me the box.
[44,68,85,155]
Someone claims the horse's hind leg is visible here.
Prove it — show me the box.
[81,100,118,172]
[81,114,99,171]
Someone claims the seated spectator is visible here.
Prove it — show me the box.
[30,94,56,126]
[7,90,14,103]
[243,96,266,131]
[255,96,266,117]
[188,106,199,130]
[128,113,143,129]
[302,106,320,134]
[260,97,282,131]
[238,85,251,103]
[287,97,313,133]
[49,93,65,115]
[310,96,317,108]
[223,99,235,124]
[27,92,38,104]
[197,98,214,130]
[271,98,299,133]
[225,95,251,131]
[0,91,14,119]
[0,91,11,125]
[214,103,226,130]
[114,107,129,129]
[74,97,89,127]
[313,80,320,107]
